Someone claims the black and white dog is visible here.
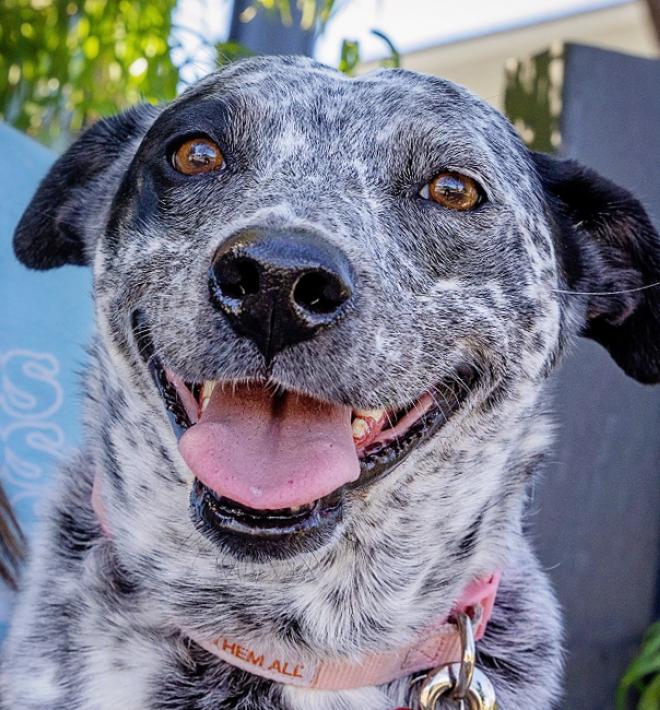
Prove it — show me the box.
[2,56,659,709]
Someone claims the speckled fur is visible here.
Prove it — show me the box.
[4,56,660,709]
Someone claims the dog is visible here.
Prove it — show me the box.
[2,55,659,709]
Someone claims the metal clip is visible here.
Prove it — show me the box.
[416,612,497,710]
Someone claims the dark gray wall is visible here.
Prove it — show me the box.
[532,44,660,710]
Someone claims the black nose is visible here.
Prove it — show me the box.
[209,229,354,359]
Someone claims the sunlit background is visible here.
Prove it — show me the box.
[313,0,631,62]
[1,0,657,146]
[174,0,656,96]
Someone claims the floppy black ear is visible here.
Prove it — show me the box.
[14,103,160,270]
[533,152,660,384]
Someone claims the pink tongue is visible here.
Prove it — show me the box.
[179,384,360,510]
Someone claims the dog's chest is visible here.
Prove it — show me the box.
[75,634,166,710]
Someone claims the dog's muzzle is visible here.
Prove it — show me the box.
[130,226,479,559]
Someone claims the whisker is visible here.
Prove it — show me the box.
[553,281,660,297]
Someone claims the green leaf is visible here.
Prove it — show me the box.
[216,40,255,67]
[616,621,660,710]
[0,0,179,146]
[639,673,660,710]
[339,39,360,76]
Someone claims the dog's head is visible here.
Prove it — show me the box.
[14,56,660,654]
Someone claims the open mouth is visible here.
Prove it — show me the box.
[133,313,477,557]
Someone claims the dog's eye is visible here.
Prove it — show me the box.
[421,171,483,211]
[172,138,224,175]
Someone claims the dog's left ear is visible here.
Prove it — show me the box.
[13,103,160,270]
[533,151,660,384]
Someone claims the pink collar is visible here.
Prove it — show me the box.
[186,572,500,691]
[93,475,499,691]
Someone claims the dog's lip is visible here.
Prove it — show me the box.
[189,478,344,559]
[131,310,477,534]
[191,478,343,538]
[353,371,475,490]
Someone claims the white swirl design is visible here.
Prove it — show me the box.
[0,349,68,514]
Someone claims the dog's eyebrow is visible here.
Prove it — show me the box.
[392,128,500,198]
[144,96,237,149]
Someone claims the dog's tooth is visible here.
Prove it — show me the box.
[353,408,388,445]
[200,380,217,413]
[202,380,217,399]
[352,417,370,440]
[354,408,386,421]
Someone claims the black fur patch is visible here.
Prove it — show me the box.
[13,104,160,270]
[534,152,660,383]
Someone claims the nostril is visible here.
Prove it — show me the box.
[210,230,355,355]
[293,270,351,316]
[215,257,260,300]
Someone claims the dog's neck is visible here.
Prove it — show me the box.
[185,572,500,692]
[92,471,499,694]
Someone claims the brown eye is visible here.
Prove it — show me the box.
[425,171,482,211]
[172,137,224,175]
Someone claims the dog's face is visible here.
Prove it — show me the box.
[14,56,660,655]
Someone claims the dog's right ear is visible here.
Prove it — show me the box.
[13,103,160,270]
[533,152,660,384]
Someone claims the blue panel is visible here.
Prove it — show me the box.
[0,123,93,630]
